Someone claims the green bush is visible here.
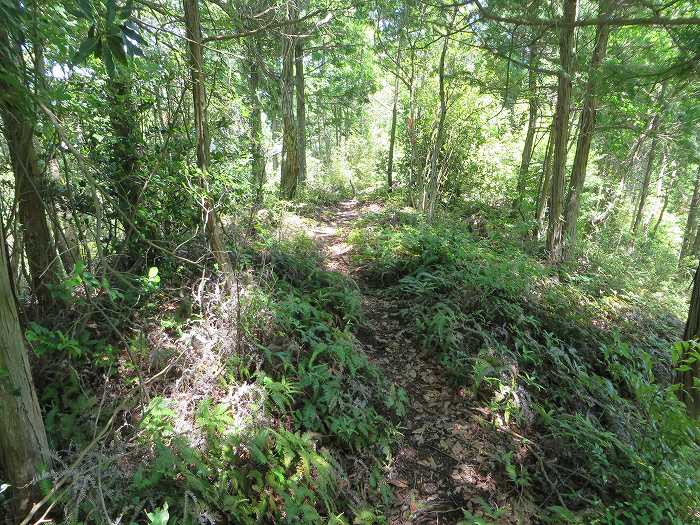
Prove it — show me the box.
[349,218,700,522]
[261,234,400,453]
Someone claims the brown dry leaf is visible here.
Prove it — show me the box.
[389,478,409,489]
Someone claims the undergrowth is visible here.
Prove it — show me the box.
[124,232,403,524]
[349,210,700,524]
[21,230,401,524]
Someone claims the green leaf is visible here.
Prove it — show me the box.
[108,34,127,65]
[146,502,169,525]
[76,0,94,20]
[119,0,134,19]
[72,36,98,65]
[106,0,116,26]
[102,43,115,77]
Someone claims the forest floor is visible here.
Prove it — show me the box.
[296,200,532,525]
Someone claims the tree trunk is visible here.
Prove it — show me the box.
[280,11,299,200]
[422,9,455,218]
[546,0,578,262]
[183,0,234,284]
[105,71,143,244]
[295,37,307,186]
[48,159,78,274]
[678,263,700,418]
[631,113,661,235]
[590,169,625,229]
[563,0,610,253]
[681,167,700,260]
[651,167,675,238]
[590,120,652,229]
[387,45,401,191]
[271,115,280,173]
[247,58,266,210]
[0,25,60,308]
[0,217,51,519]
[513,42,539,213]
[535,123,554,239]
[683,167,700,256]
[692,218,700,257]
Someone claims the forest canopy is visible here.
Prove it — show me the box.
[2,0,700,523]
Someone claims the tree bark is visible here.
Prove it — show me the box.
[631,112,661,235]
[651,166,675,238]
[513,42,539,213]
[422,8,455,218]
[680,168,700,260]
[0,25,60,308]
[678,263,700,418]
[563,0,610,252]
[247,58,266,211]
[387,44,401,191]
[104,69,154,268]
[47,160,79,274]
[183,0,234,284]
[295,37,307,186]
[106,71,142,231]
[546,0,578,262]
[590,119,652,229]
[271,115,280,173]
[535,123,554,239]
[0,217,51,519]
[680,166,700,259]
[280,7,299,200]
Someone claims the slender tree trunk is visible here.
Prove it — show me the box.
[0,26,60,308]
[295,37,307,186]
[590,120,652,228]
[631,113,661,235]
[47,160,76,274]
[247,58,266,211]
[563,0,610,253]
[688,169,700,256]
[513,42,539,213]
[591,170,625,228]
[691,216,700,257]
[183,0,234,284]
[387,82,399,190]
[678,263,700,418]
[105,71,143,243]
[593,155,611,213]
[280,7,299,200]
[646,148,667,231]
[387,45,401,191]
[0,217,51,519]
[535,124,554,239]
[546,0,578,262]
[652,167,675,238]
[680,172,700,260]
[422,9,455,218]
[407,56,419,201]
[271,115,280,173]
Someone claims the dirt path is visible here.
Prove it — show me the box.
[307,201,528,525]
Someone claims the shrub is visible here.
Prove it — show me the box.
[349,217,700,522]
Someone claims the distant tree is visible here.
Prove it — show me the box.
[0,21,61,307]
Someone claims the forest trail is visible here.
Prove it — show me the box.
[303,201,530,525]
